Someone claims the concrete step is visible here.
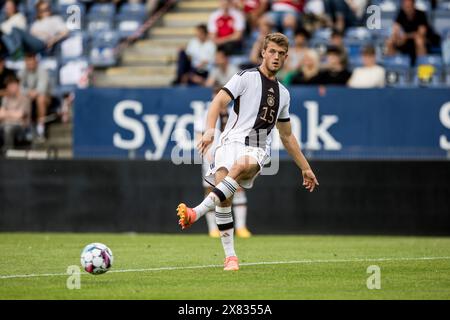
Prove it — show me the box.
[5,148,72,159]
[135,38,189,48]
[150,26,196,39]
[163,12,210,27]
[106,65,175,77]
[121,53,177,66]
[54,149,73,159]
[44,136,72,148]
[126,44,180,55]
[48,123,72,137]
[93,71,174,87]
[177,0,218,12]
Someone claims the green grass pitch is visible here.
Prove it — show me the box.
[0,233,449,299]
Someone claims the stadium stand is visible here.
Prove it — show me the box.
[1,0,450,159]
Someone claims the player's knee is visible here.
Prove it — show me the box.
[229,162,247,178]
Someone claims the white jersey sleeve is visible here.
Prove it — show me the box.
[222,72,248,100]
[278,92,290,121]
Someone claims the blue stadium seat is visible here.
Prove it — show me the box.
[59,31,89,60]
[116,16,145,39]
[374,0,399,13]
[445,67,450,86]
[385,68,411,87]
[119,3,148,20]
[442,30,450,66]
[89,31,120,67]
[414,0,431,12]
[345,27,373,42]
[437,1,450,11]
[344,28,373,60]
[87,16,114,35]
[380,11,397,30]
[58,57,90,93]
[87,3,116,19]
[416,55,444,68]
[310,28,331,54]
[26,0,39,11]
[383,55,412,86]
[348,55,363,70]
[91,31,120,48]
[433,10,450,36]
[312,28,332,42]
[383,55,411,68]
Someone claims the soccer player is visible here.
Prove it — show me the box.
[195,87,252,238]
[177,33,319,271]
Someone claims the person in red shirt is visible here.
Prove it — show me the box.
[264,0,305,37]
[208,0,246,55]
[235,0,270,30]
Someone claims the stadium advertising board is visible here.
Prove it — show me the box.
[74,87,450,160]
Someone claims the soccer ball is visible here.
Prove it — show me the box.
[80,243,113,275]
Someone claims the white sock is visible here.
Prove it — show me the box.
[193,176,240,219]
[205,211,218,232]
[215,206,236,258]
[233,190,247,229]
[36,123,45,136]
[193,193,218,221]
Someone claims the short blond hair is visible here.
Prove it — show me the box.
[263,32,289,52]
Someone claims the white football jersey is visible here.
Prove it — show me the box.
[219,67,291,152]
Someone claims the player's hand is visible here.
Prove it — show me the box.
[302,169,319,192]
[197,129,214,156]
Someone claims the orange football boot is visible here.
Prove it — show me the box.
[176,203,197,230]
[224,256,239,271]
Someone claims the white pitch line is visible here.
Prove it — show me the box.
[1,256,449,280]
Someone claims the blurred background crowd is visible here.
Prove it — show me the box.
[0,0,449,156]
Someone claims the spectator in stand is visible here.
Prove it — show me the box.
[316,45,351,85]
[284,28,310,72]
[329,28,348,68]
[263,0,305,40]
[386,0,430,63]
[30,1,70,52]
[174,24,216,85]
[208,0,246,55]
[302,0,333,33]
[235,0,270,31]
[285,48,321,85]
[205,49,240,87]
[1,0,27,35]
[248,18,274,65]
[347,45,385,88]
[0,56,17,103]
[19,53,51,140]
[0,75,30,153]
[0,0,69,57]
[329,0,368,32]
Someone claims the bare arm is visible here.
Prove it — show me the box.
[392,22,403,38]
[197,89,232,155]
[276,120,319,192]
[417,25,427,37]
